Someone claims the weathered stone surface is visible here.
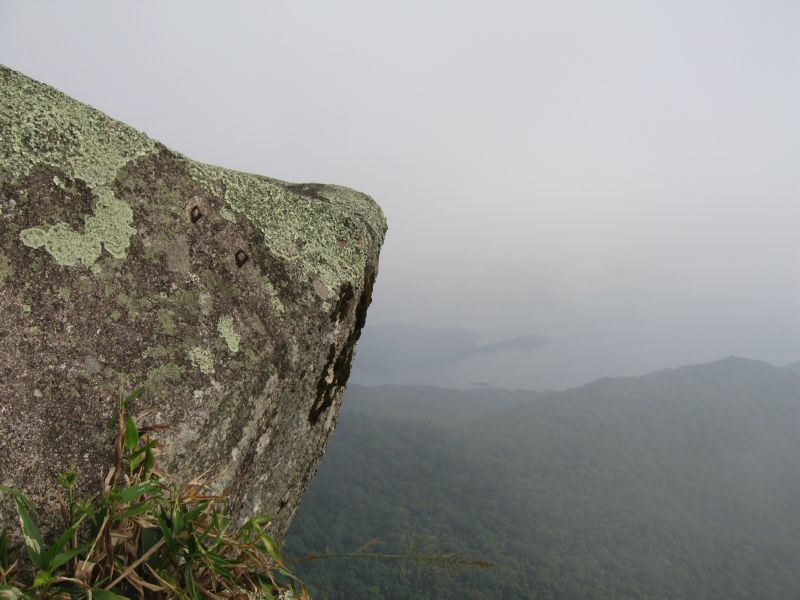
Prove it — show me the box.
[0,65,386,541]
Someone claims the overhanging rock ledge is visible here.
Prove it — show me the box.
[0,64,386,541]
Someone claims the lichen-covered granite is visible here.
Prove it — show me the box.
[0,65,386,542]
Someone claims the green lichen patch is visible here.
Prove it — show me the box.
[145,362,182,390]
[115,292,139,320]
[187,346,215,374]
[186,161,385,293]
[198,292,214,316]
[165,237,191,273]
[77,277,95,295]
[259,276,285,314]
[83,355,102,374]
[157,308,178,336]
[0,253,13,284]
[0,66,156,188]
[248,312,267,336]
[142,345,173,360]
[18,187,136,267]
[18,226,49,248]
[219,207,237,222]
[174,290,201,315]
[52,174,68,190]
[217,315,241,353]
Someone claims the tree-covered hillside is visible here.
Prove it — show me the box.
[285,358,800,599]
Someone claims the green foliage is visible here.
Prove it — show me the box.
[0,389,308,600]
[287,362,800,599]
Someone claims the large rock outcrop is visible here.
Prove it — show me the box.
[0,65,386,541]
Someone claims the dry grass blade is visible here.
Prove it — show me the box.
[50,575,88,588]
[104,537,165,590]
[144,563,180,594]
[75,559,95,583]
[83,514,109,566]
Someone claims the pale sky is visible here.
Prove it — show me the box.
[2,1,799,388]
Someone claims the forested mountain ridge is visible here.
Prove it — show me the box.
[286,357,800,599]
[342,384,551,428]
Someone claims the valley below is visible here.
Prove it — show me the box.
[286,357,800,599]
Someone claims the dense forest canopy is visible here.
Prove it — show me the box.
[286,358,800,599]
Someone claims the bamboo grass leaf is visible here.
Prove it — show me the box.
[123,416,138,453]
[42,522,82,568]
[0,528,8,569]
[110,480,159,505]
[112,502,151,521]
[31,570,51,588]
[0,585,24,599]
[12,499,43,568]
[50,544,90,570]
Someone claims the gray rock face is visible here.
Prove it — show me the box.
[0,65,386,541]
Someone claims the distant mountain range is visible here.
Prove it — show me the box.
[352,323,549,375]
[286,357,800,599]
[784,360,800,375]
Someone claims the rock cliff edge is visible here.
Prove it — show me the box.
[0,65,386,541]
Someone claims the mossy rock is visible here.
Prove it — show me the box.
[0,64,386,542]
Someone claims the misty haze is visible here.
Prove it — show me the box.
[3,1,800,598]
